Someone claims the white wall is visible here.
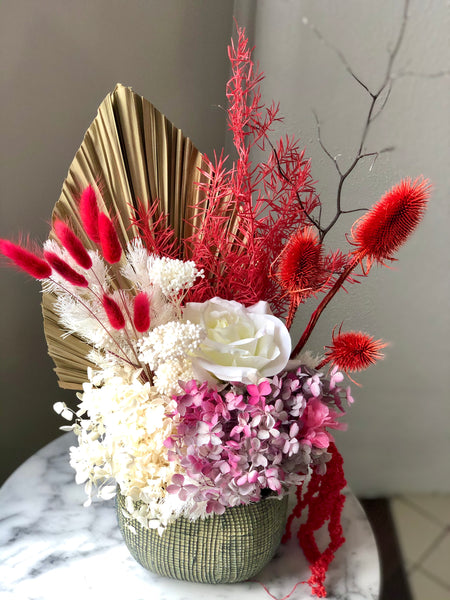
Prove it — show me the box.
[240,0,450,495]
[1,0,449,495]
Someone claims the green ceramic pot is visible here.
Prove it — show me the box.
[116,492,288,584]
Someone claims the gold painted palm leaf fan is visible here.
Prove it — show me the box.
[42,83,216,390]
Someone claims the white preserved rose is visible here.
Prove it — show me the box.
[182,297,291,384]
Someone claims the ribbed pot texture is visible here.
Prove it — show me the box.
[116,492,289,584]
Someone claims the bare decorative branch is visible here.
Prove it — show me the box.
[302,0,411,242]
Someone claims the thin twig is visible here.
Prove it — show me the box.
[341,207,368,215]
[302,17,373,96]
[309,0,410,242]
[312,110,343,176]
[286,0,413,345]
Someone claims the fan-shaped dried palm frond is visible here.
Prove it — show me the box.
[42,84,210,390]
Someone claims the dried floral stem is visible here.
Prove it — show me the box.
[285,301,297,331]
[69,265,151,381]
[118,289,153,383]
[290,257,359,358]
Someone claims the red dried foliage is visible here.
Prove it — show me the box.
[321,329,387,373]
[43,251,88,287]
[133,292,151,333]
[102,294,126,330]
[0,239,52,280]
[79,185,100,243]
[98,213,122,264]
[184,27,318,316]
[130,199,178,258]
[351,177,431,270]
[53,220,92,270]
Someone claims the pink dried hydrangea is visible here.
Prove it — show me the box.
[164,365,351,514]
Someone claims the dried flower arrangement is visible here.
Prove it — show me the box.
[0,23,430,598]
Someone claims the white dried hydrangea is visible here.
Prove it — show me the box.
[67,364,179,519]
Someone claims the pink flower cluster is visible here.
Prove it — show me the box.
[164,365,352,514]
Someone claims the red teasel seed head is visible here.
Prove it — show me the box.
[43,251,89,287]
[351,177,431,269]
[98,213,122,264]
[323,329,387,373]
[133,292,151,333]
[79,186,100,243]
[277,227,327,304]
[53,220,92,270]
[0,239,52,279]
[102,294,126,330]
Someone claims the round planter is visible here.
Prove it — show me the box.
[116,492,289,584]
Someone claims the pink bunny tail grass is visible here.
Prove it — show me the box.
[0,239,51,279]
[102,294,126,330]
[98,213,122,264]
[44,251,89,287]
[79,185,100,243]
[53,220,92,270]
[133,292,151,332]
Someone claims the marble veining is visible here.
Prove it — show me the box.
[0,434,380,600]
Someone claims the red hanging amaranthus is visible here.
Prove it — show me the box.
[281,444,347,598]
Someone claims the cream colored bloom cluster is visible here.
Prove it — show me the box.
[148,255,204,298]
[137,320,204,368]
[123,240,204,300]
[68,363,181,528]
[136,320,204,396]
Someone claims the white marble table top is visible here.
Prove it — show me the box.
[0,433,380,600]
